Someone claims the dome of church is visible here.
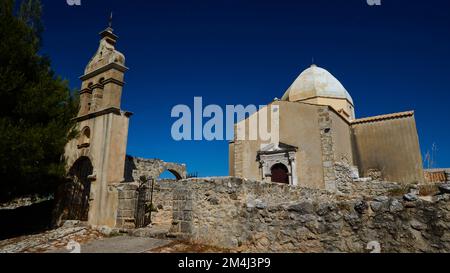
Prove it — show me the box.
[281,65,353,105]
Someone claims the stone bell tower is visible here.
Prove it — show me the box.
[61,20,132,227]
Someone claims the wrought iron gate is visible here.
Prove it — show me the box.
[66,157,93,221]
[135,183,148,228]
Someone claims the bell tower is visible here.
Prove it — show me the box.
[79,24,127,115]
[61,20,132,227]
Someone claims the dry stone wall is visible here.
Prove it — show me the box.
[116,156,186,228]
[169,177,450,253]
[116,180,176,229]
[335,162,403,197]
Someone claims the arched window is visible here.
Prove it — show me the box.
[77,127,91,149]
[271,163,289,184]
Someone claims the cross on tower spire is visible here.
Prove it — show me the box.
[109,12,113,28]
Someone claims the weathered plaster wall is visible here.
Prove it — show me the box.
[231,101,326,189]
[352,115,424,184]
[169,177,450,253]
[329,110,354,164]
[301,97,355,121]
[63,111,130,227]
[228,142,235,176]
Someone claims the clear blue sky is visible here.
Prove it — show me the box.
[39,0,450,176]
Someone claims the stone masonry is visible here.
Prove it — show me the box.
[116,179,179,229]
[168,177,450,252]
[115,156,186,229]
[318,107,337,191]
[124,156,187,181]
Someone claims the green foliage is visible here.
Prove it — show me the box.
[0,0,79,202]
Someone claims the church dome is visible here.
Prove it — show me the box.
[281,65,353,105]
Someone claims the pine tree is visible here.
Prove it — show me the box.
[0,0,79,202]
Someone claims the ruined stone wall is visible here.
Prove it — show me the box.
[317,107,337,192]
[116,182,138,229]
[124,156,187,181]
[150,180,176,227]
[334,162,403,197]
[116,180,176,229]
[116,156,186,228]
[170,177,450,253]
[170,177,336,247]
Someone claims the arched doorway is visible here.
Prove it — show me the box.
[271,163,289,184]
[64,157,93,221]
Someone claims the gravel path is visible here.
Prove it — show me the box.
[47,235,172,253]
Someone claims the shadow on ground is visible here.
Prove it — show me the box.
[0,200,54,240]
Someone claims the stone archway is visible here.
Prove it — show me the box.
[271,163,289,184]
[166,169,182,180]
[58,157,94,221]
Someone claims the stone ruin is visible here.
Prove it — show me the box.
[108,159,450,252]
[115,156,187,229]
[56,24,450,252]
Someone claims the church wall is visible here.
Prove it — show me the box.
[351,115,424,184]
[329,111,354,165]
[61,111,130,227]
[237,140,260,180]
[102,69,125,109]
[105,113,130,183]
[301,97,355,120]
[279,102,326,189]
[83,112,129,227]
[228,142,235,176]
[231,101,326,189]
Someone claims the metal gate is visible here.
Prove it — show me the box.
[135,183,148,228]
[66,157,93,221]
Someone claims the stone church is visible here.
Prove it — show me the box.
[58,23,425,229]
[229,64,425,190]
